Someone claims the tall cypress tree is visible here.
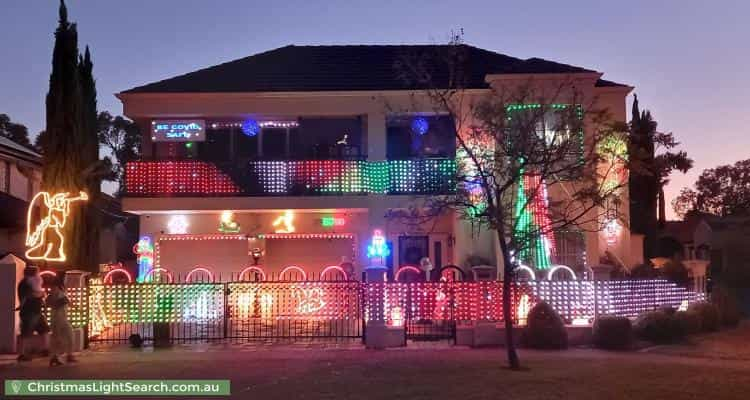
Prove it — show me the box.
[42,0,101,270]
[628,95,659,260]
[78,45,101,271]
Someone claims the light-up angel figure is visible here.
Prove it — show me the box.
[25,191,88,262]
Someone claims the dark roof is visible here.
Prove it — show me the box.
[123,44,626,94]
[0,137,41,165]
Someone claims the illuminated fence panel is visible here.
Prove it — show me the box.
[595,280,705,318]
[387,159,457,195]
[88,283,224,343]
[43,286,88,329]
[362,280,704,331]
[87,279,704,343]
[226,281,362,339]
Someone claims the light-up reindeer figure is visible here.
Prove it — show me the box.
[25,191,88,262]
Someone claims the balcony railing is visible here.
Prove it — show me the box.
[125,159,456,197]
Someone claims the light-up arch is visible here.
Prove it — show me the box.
[279,265,307,281]
[515,265,537,281]
[439,265,465,281]
[186,266,214,282]
[321,265,348,281]
[394,265,421,281]
[39,270,57,279]
[144,267,174,283]
[546,265,577,281]
[238,265,266,281]
[103,268,133,284]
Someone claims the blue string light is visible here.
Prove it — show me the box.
[241,119,260,137]
[411,117,429,136]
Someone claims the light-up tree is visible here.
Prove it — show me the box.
[391,37,629,369]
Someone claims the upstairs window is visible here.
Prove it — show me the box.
[387,115,456,159]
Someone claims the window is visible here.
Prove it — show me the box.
[198,128,231,162]
[296,117,363,159]
[386,115,456,159]
[261,128,287,159]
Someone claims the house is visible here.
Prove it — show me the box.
[661,213,750,290]
[116,44,636,281]
[0,137,42,257]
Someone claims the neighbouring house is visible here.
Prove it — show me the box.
[661,213,750,291]
[0,137,42,257]
[116,44,637,281]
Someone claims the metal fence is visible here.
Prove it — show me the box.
[87,279,704,344]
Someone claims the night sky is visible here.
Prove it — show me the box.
[2,0,748,218]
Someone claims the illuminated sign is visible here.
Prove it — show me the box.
[320,216,346,227]
[151,120,205,142]
[25,191,88,262]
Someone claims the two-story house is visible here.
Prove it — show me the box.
[117,44,636,281]
[0,137,42,257]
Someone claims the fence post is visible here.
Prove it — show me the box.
[223,283,229,340]
[593,280,599,322]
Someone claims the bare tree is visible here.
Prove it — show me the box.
[390,38,628,369]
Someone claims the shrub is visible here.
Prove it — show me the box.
[634,310,685,343]
[674,310,702,335]
[687,302,721,332]
[711,286,742,327]
[592,315,632,350]
[521,301,568,349]
[660,260,690,287]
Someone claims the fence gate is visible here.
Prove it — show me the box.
[226,281,363,340]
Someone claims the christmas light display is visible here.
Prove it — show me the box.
[293,287,327,314]
[604,218,621,245]
[218,210,241,233]
[515,265,537,281]
[272,210,295,233]
[516,294,531,325]
[321,216,346,227]
[394,265,421,281]
[39,270,57,279]
[279,265,307,281]
[144,267,174,283]
[125,161,240,196]
[238,265,267,281]
[103,268,133,284]
[513,172,557,270]
[320,265,348,281]
[167,215,189,234]
[126,159,455,196]
[25,191,88,262]
[366,229,390,265]
[546,265,577,280]
[241,119,260,137]
[133,235,154,283]
[411,117,429,136]
[186,267,215,282]
[87,279,703,340]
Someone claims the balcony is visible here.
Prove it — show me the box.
[124,159,456,197]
